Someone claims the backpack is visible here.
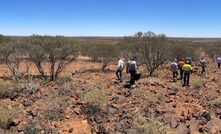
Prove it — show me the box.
[128,61,136,71]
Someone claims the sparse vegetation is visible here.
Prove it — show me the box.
[133,89,165,105]
[129,115,171,134]
[83,87,109,108]
[0,103,21,129]
[0,34,221,133]
[191,78,203,90]
[170,83,180,91]
[209,97,221,109]
[0,80,12,98]
[40,91,69,121]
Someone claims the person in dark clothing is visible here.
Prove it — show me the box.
[185,57,192,65]
[217,56,221,68]
[126,57,137,88]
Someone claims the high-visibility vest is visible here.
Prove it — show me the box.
[182,64,192,72]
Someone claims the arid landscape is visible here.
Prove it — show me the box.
[0,34,221,134]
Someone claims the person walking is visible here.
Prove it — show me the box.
[178,58,185,80]
[217,56,221,68]
[126,57,137,88]
[116,58,125,82]
[182,61,192,86]
[171,59,178,82]
[200,57,207,75]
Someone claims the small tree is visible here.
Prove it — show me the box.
[87,44,101,62]
[169,41,201,61]
[96,43,118,70]
[0,41,28,80]
[205,42,221,61]
[129,31,169,76]
[29,35,78,81]
[46,36,78,80]
[29,35,47,79]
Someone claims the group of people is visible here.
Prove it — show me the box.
[116,57,138,88]
[115,55,221,88]
[171,57,193,86]
[171,56,221,87]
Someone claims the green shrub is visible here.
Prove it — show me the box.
[210,97,221,109]
[132,89,165,105]
[191,78,203,90]
[170,83,180,91]
[205,90,219,101]
[0,103,21,129]
[40,91,69,121]
[0,80,12,98]
[82,87,109,108]
[129,115,171,134]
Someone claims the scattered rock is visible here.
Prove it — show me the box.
[175,123,188,134]
[168,90,178,96]
[165,99,173,103]
[170,119,179,128]
[73,106,81,115]
[189,118,199,133]
[26,109,37,117]
[68,128,74,133]
[22,99,32,107]
[108,107,117,115]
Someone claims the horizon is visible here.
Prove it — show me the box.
[1,0,221,37]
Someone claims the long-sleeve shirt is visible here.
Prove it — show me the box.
[217,57,221,64]
[200,59,207,67]
[117,59,125,71]
[171,62,178,72]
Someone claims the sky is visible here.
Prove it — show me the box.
[0,0,221,37]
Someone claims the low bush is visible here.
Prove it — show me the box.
[40,91,69,121]
[170,83,180,91]
[23,122,41,134]
[0,103,21,129]
[191,78,203,90]
[205,90,219,101]
[129,115,171,134]
[0,80,11,98]
[0,80,23,100]
[57,76,72,85]
[132,89,165,106]
[82,87,109,108]
[209,97,221,109]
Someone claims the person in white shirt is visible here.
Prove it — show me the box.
[116,58,125,82]
[171,59,178,82]
[217,56,221,68]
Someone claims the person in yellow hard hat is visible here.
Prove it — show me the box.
[182,60,192,86]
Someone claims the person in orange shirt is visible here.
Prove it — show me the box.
[178,58,185,80]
